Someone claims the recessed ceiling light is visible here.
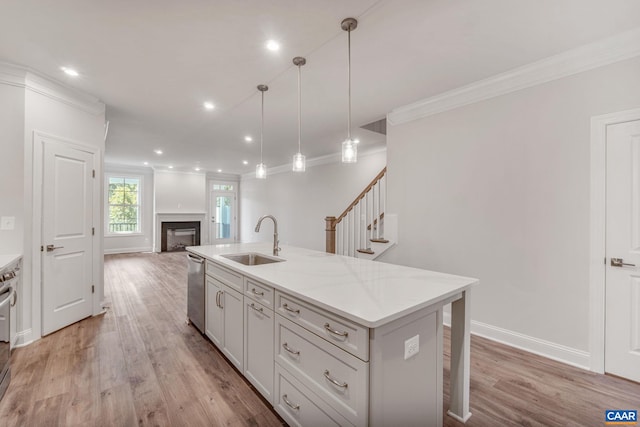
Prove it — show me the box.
[242,160,249,165]
[266,40,280,51]
[154,149,163,155]
[203,102,215,110]
[143,161,149,166]
[244,136,253,142]
[168,165,174,169]
[194,167,201,171]
[217,169,222,173]
[61,66,79,77]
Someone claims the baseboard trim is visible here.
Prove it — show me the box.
[443,312,590,370]
[14,328,35,348]
[104,246,152,255]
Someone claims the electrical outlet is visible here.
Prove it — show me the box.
[404,334,419,360]
[0,216,15,230]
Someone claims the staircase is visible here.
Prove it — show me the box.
[325,167,396,260]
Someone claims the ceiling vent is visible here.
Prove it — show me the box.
[361,118,387,135]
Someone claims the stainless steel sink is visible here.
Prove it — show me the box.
[220,252,284,266]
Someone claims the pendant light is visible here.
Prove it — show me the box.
[341,17,358,163]
[292,56,307,172]
[256,84,268,179]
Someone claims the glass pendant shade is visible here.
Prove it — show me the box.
[292,152,306,172]
[342,139,357,163]
[256,163,267,179]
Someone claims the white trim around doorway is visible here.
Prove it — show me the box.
[589,107,640,373]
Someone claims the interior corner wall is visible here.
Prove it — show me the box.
[240,150,387,251]
[0,83,25,255]
[104,164,154,254]
[379,57,640,356]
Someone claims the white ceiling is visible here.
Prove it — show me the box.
[2,0,639,175]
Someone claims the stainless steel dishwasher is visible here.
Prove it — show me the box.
[186,252,205,334]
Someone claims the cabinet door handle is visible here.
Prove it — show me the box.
[324,323,348,338]
[249,303,263,313]
[250,288,265,296]
[323,370,348,388]
[282,394,300,410]
[218,291,223,309]
[282,303,300,315]
[282,342,300,356]
[11,289,17,307]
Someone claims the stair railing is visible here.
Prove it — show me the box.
[325,167,386,255]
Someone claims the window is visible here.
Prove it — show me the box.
[107,175,141,234]
[213,183,234,191]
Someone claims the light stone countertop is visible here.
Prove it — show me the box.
[0,254,21,272]
[187,242,478,328]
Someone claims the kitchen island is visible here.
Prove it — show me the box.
[187,242,477,426]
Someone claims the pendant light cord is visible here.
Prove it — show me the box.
[260,90,264,162]
[297,64,302,153]
[347,27,352,141]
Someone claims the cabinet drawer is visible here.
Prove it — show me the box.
[274,364,353,427]
[275,316,368,427]
[275,292,369,361]
[206,260,243,292]
[244,278,274,309]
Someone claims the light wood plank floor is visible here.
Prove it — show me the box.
[0,251,638,426]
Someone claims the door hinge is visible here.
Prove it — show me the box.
[40,245,44,252]
[92,227,95,236]
[91,285,95,294]
[92,169,95,178]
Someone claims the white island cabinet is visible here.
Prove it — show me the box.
[188,243,477,427]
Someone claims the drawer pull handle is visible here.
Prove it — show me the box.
[249,303,264,313]
[282,394,300,410]
[282,303,300,315]
[324,323,348,338]
[282,342,300,355]
[250,288,265,296]
[323,370,348,388]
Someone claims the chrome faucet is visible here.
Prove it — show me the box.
[255,215,280,256]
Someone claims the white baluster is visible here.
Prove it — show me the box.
[336,221,342,255]
[355,201,360,254]
[380,174,386,237]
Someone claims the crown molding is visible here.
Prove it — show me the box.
[240,145,387,181]
[0,61,105,116]
[388,27,640,126]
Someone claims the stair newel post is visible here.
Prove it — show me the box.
[325,216,337,254]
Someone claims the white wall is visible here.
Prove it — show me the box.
[0,82,25,254]
[154,170,206,213]
[0,65,106,345]
[380,57,640,359]
[240,150,387,251]
[104,164,154,254]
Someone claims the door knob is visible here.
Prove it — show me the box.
[46,244,64,252]
[611,258,636,267]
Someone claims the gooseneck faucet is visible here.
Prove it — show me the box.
[255,215,280,256]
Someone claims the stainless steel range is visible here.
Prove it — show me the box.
[0,262,18,401]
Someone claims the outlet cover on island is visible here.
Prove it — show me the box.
[0,216,15,230]
[404,334,419,360]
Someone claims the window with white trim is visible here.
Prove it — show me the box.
[107,175,142,234]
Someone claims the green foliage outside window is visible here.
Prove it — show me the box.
[108,177,140,233]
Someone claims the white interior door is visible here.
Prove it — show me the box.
[605,119,640,382]
[42,139,95,336]
[209,185,237,244]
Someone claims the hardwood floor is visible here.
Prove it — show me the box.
[1,251,638,426]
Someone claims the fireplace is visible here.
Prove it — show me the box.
[161,221,201,252]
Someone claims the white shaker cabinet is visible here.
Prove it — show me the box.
[205,276,224,347]
[244,299,274,403]
[221,285,244,372]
